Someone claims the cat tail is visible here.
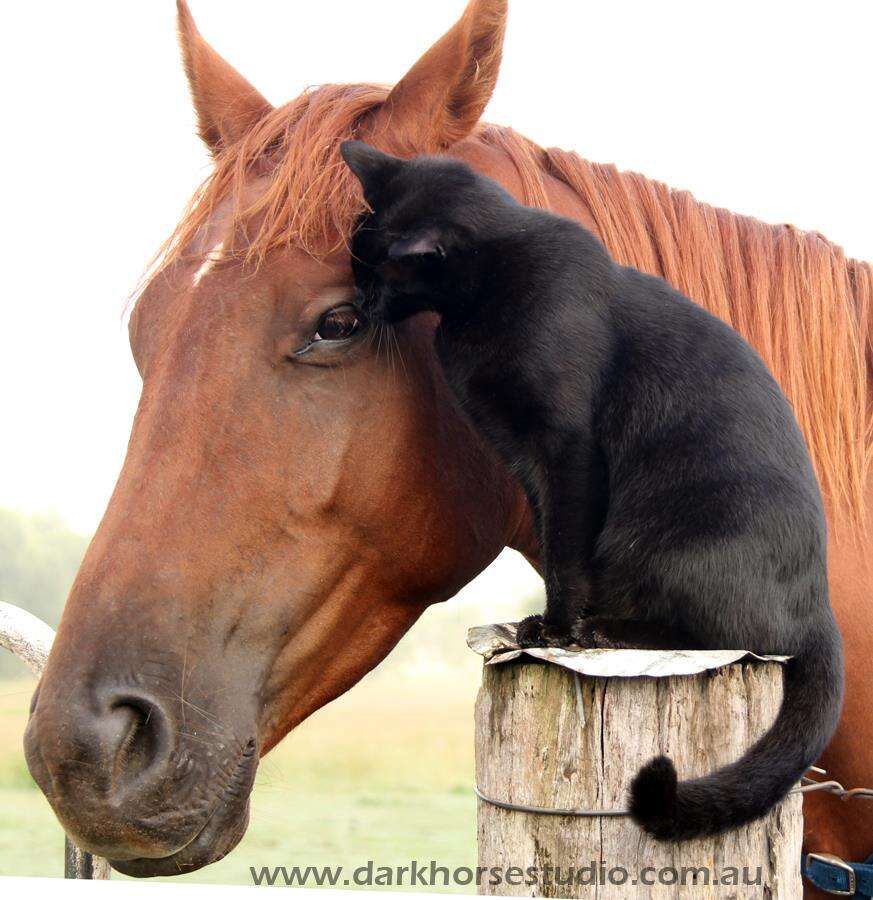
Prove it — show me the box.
[629,622,844,841]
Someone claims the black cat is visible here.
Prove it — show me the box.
[340,140,843,841]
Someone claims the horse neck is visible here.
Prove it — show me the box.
[450,127,873,535]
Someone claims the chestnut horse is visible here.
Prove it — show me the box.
[24,0,872,889]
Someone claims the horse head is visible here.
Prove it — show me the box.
[24,0,533,875]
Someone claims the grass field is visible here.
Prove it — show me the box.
[0,655,485,890]
[0,546,542,890]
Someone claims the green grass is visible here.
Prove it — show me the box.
[0,566,541,889]
[0,665,483,890]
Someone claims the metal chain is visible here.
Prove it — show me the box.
[800,766,873,801]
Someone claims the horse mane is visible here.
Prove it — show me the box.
[478,125,872,525]
[155,84,873,524]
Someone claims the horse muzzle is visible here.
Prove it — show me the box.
[23,666,259,876]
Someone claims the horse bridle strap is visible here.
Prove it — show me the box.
[804,853,873,898]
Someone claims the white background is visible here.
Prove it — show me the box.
[0,877,354,898]
[0,1,870,604]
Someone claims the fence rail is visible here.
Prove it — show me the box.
[0,600,111,880]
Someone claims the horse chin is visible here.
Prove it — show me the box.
[109,797,252,878]
[108,747,258,878]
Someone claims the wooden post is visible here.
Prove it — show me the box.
[475,658,802,899]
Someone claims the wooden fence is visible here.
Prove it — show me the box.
[0,600,110,880]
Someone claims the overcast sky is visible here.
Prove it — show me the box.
[1,0,870,605]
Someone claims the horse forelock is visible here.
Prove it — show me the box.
[151,84,872,527]
[151,83,391,275]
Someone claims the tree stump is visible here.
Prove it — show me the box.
[475,658,802,898]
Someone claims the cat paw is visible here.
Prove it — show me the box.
[569,617,600,648]
[515,614,572,648]
[570,617,645,650]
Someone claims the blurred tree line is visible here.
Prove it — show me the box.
[0,504,543,681]
[0,508,88,676]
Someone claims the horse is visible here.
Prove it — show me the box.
[23,0,872,889]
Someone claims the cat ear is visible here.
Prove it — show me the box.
[388,230,446,262]
[340,141,404,205]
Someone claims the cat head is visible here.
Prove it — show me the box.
[341,140,511,323]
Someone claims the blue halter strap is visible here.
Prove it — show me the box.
[804,853,873,897]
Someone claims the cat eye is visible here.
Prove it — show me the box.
[313,306,365,342]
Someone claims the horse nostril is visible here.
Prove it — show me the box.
[103,693,171,793]
[25,681,195,860]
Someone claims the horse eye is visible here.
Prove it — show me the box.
[313,306,364,342]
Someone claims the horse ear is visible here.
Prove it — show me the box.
[340,141,405,205]
[380,0,507,151]
[176,0,273,155]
